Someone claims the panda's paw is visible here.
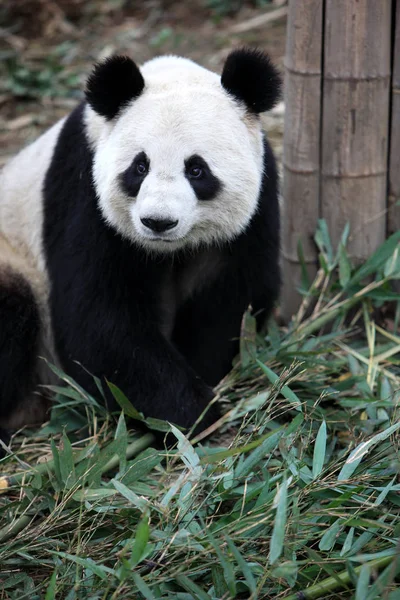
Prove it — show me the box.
[184,379,220,434]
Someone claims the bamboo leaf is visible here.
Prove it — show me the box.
[338,421,400,480]
[44,570,57,600]
[269,476,288,564]
[235,430,282,479]
[107,381,144,420]
[347,231,400,286]
[132,573,156,600]
[59,432,76,488]
[130,512,150,567]
[340,527,354,556]
[51,552,114,580]
[312,420,327,479]
[111,478,148,512]
[319,518,343,552]
[256,360,302,411]
[338,243,352,287]
[355,564,370,600]
[176,575,210,600]
[226,536,256,594]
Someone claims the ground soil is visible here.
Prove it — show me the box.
[0,1,287,164]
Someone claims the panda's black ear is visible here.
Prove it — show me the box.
[221,48,281,114]
[85,55,145,120]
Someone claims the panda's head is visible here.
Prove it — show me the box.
[85,48,281,253]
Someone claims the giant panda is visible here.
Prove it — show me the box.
[0,48,281,444]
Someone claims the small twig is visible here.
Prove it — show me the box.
[229,6,288,34]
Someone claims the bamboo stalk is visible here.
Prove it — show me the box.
[321,0,392,260]
[281,0,323,320]
[388,0,400,235]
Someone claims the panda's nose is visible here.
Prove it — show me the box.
[141,217,178,233]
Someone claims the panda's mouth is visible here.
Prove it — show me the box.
[148,237,173,243]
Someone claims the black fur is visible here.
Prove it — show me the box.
[120,151,150,197]
[0,270,40,422]
[221,48,282,114]
[184,155,222,201]
[86,56,145,120]
[43,103,280,434]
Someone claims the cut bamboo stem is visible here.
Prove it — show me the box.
[281,0,323,320]
[388,0,400,235]
[320,0,392,260]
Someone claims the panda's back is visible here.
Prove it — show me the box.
[0,118,65,276]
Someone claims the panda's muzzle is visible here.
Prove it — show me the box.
[140,217,178,233]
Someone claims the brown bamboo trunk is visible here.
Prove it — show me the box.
[281,0,323,320]
[321,0,392,260]
[388,0,400,235]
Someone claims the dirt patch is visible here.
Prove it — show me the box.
[0,1,286,163]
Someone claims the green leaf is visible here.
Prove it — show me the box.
[269,476,288,564]
[176,575,210,599]
[211,565,228,598]
[225,536,256,594]
[111,478,148,512]
[338,243,352,287]
[130,512,150,567]
[44,570,57,600]
[365,556,400,600]
[171,424,201,471]
[315,219,334,267]
[121,448,162,485]
[338,420,400,480]
[59,432,76,487]
[132,573,156,600]
[340,527,355,556]
[51,552,114,580]
[235,430,282,479]
[347,230,400,286]
[319,518,343,552]
[205,525,236,597]
[374,476,396,506]
[256,360,302,411]
[114,413,128,474]
[271,561,298,587]
[384,244,400,277]
[312,420,327,479]
[355,564,370,600]
[107,381,144,420]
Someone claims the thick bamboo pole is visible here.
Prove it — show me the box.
[388,0,400,235]
[321,0,392,260]
[281,0,323,320]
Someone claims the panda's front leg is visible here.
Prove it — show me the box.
[56,307,218,434]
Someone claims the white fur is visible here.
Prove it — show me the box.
[0,55,266,428]
[87,56,265,253]
[0,119,65,426]
[0,119,65,274]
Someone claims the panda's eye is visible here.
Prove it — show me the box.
[188,165,203,179]
[120,151,149,197]
[135,161,148,176]
[184,154,222,201]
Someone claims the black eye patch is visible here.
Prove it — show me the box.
[120,151,149,197]
[184,155,222,201]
